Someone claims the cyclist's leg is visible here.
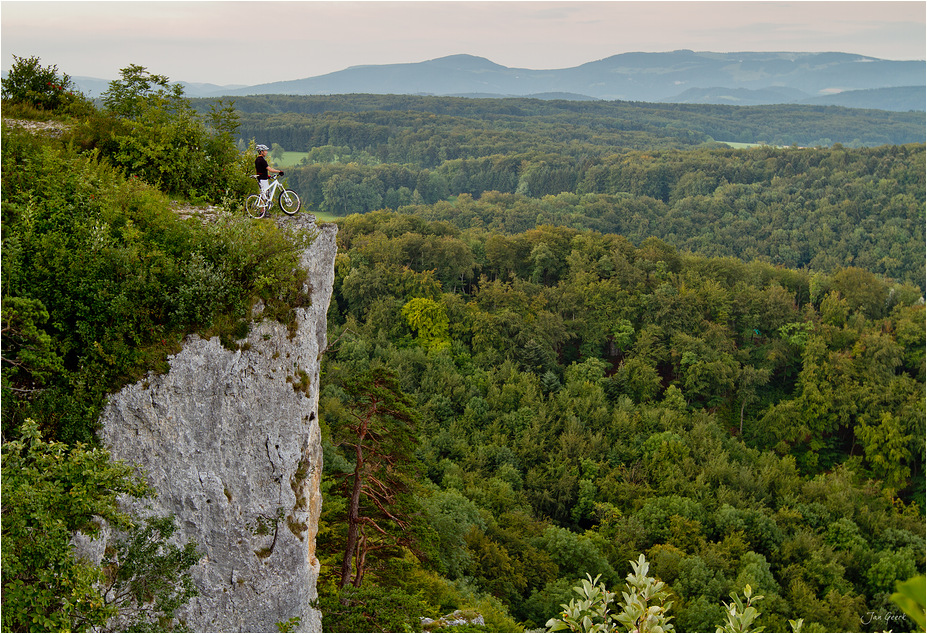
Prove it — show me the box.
[259,178,271,208]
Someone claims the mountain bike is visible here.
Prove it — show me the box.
[246,174,301,218]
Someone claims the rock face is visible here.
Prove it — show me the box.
[98,216,336,633]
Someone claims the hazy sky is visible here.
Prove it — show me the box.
[1,1,924,86]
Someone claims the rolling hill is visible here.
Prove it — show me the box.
[67,50,926,111]
[220,50,925,111]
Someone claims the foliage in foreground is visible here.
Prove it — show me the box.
[545,555,789,634]
[889,576,927,632]
[547,556,676,633]
[84,64,252,201]
[1,420,199,632]
[545,559,926,634]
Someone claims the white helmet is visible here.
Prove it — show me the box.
[256,144,269,152]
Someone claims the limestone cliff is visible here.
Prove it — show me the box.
[97,215,336,633]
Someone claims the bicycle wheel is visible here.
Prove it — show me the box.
[279,189,301,215]
[245,195,265,219]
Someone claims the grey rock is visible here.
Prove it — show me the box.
[420,610,486,630]
[97,217,337,632]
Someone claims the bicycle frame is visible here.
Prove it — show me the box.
[257,175,284,205]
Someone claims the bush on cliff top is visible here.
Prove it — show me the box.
[2,96,311,445]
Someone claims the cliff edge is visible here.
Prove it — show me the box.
[97,215,336,632]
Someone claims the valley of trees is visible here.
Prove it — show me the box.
[239,94,926,633]
[194,94,925,148]
[316,210,924,631]
[195,94,925,288]
[3,57,925,633]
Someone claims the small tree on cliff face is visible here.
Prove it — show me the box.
[332,366,419,589]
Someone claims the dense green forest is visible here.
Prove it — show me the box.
[193,94,925,148]
[286,146,925,287]
[314,211,925,632]
[236,98,926,631]
[3,58,925,633]
[194,94,925,288]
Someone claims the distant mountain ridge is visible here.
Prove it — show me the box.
[69,50,926,111]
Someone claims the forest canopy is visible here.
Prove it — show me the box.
[317,210,925,631]
[194,93,925,148]
[196,94,925,290]
[257,94,925,632]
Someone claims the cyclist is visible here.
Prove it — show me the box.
[254,144,283,203]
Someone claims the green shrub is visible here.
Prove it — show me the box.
[867,548,921,595]
[313,583,435,633]
[1,54,88,115]
[2,116,315,443]
[676,595,726,633]
[1,421,198,632]
[533,525,618,588]
[63,64,252,203]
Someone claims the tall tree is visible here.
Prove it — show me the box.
[332,366,420,588]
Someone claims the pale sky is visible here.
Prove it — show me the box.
[1,1,924,86]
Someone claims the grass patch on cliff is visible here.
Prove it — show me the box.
[312,210,341,223]
[289,369,312,395]
[286,514,309,538]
